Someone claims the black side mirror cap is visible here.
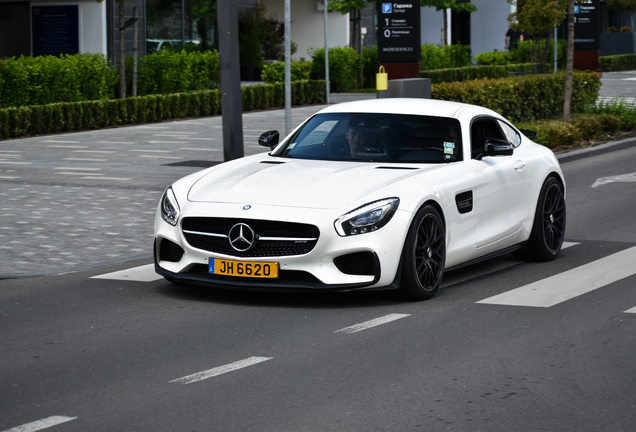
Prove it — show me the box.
[484,138,514,158]
[258,130,280,150]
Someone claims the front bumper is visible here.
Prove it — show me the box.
[153,202,410,292]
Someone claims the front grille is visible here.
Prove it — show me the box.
[182,217,320,258]
[333,252,376,276]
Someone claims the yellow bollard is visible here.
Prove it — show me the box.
[376,66,388,91]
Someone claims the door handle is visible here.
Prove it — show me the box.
[514,160,526,171]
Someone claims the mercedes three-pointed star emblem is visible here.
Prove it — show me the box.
[228,223,257,252]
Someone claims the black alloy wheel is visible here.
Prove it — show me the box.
[519,176,566,261]
[400,205,446,300]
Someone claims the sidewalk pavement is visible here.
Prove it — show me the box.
[0,80,631,278]
[0,95,378,278]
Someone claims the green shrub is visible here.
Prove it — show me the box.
[512,39,568,70]
[310,47,361,92]
[516,113,622,148]
[432,71,601,122]
[420,43,472,71]
[581,97,636,128]
[420,63,534,84]
[475,51,514,66]
[0,54,117,108]
[260,61,312,83]
[129,50,220,96]
[598,54,636,72]
[362,46,379,89]
[0,81,325,139]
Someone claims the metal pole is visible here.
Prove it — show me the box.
[217,0,244,161]
[554,27,558,73]
[324,0,330,104]
[284,0,291,136]
[133,6,138,97]
[181,0,185,51]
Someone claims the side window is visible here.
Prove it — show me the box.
[497,120,522,148]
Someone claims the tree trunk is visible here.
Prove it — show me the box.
[119,0,126,99]
[442,8,448,46]
[564,0,575,123]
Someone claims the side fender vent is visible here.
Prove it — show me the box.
[455,191,473,214]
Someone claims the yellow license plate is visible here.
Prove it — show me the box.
[209,258,279,278]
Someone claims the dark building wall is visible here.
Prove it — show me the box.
[0,2,31,58]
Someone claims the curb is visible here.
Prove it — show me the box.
[557,136,636,163]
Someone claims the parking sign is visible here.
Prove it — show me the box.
[383,3,392,13]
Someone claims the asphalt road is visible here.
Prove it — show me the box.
[2,76,636,431]
[1,144,636,432]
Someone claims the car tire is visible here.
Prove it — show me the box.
[399,205,446,300]
[515,176,566,261]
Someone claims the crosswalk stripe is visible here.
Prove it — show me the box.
[625,306,636,314]
[477,246,636,308]
[90,264,162,282]
[442,242,579,288]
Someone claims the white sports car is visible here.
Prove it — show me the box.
[154,99,566,300]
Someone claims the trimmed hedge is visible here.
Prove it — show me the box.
[598,54,636,72]
[0,54,118,109]
[125,49,220,96]
[516,114,623,149]
[0,80,325,140]
[420,63,535,84]
[432,71,601,122]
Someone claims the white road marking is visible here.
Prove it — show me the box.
[335,313,410,334]
[2,416,77,432]
[140,155,181,159]
[74,150,115,154]
[0,176,20,179]
[91,264,162,282]
[54,167,102,171]
[136,126,172,129]
[55,172,104,176]
[0,161,32,165]
[81,176,132,181]
[95,141,137,144]
[178,147,220,151]
[477,246,636,308]
[444,242,579,287]
[41,140,81,143]
[47,145,87,149]
[592,172,636,188]
[625,306,636,314]
[170,357,273,385]
[128,149,173,153]
[153,132,198,135]
[176,137,214,141]
[64,158,108,162]
[147,140,187,144]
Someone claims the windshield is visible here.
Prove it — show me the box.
[273,113,463,163]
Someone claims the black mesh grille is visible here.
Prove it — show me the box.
[333,252,376,276]
[182,217,320,258]
[160,239,184,262]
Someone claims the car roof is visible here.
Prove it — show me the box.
[317,98,497,119]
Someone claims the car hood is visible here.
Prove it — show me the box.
[187,155,441,210]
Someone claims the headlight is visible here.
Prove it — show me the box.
[160,187,180,226]
[334,197,399,236]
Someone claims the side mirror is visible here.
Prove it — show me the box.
[484,139,514,158]
[258,130,280,150]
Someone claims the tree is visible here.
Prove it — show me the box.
[96,0,131,98]
[606,0,636,10]
[328,0,368,87]
[507,0,567,73]
[420,0,477,46]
